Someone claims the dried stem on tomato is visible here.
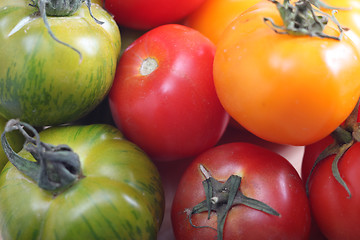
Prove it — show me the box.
[1,119,82,192]
[186,164,280,240]
[264,0,345,40]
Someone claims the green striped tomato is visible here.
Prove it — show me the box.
[0,124,164,239]
[0,0,121,127]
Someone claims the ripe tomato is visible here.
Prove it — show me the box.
[184,0,261,44]
[171,142,311,240]
[213,0,360,146]
[109,24,229,162]
[306,141,360,239]
[104,0,207,30]
[303,102,360,239]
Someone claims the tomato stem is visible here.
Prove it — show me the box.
[31,0,104,63]
[186,164,280,240]
[264,0,344,40]
[1,119,82,192]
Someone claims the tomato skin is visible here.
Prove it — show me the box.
[109,24,229,162]
[307,142,360,239]
[171,142,311,240]
[322,0,360,50]
[213,1,360,146]
[104,0,207,30]
[184,0,261,44]
[0,0,121,127]
[0,124,164,240]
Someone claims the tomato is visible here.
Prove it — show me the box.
[171,142,311,240]
[183,0,261,44]
[0,117,23,170]
[0,122,164,239]
[0,0,121,127]
[109,24,230,162]
[213,0,360,146]
[303,102,360,239]
[104,0,207,30]
[306,141,360,239]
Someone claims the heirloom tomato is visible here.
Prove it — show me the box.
[184,0,261,44]
[303,103,360,239]
[213,0,360,146]
[0,0,121,127]
[0,122,164,240]
[104,0,207,30]
[171,142,311,240]
[109,24,229,162]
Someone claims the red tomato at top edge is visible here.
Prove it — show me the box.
[104,0,207,30]
[171,142,311,240]
[109,24,230,162]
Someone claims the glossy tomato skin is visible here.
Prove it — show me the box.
[0,124,164,240]
[184,0,261,44]
[109,24,230,162]
[213,1,360,146]
[322,0,360,50]
[104,0,207,30]
[171,142,311,240]
[307,142,360,239]
[0,0,121,127]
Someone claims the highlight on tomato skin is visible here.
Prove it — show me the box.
[213,0,360,146]
[109,24,230,162]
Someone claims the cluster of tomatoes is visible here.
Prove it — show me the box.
[1,0,360,239]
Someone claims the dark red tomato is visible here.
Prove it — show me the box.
[306,142,360,239]
[104,0,207,30]
[303,103,360,240]
[109,24,229,162]
[171,142,311,240]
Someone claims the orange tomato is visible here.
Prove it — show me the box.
[213,0,360,146]
[183,0,261,44]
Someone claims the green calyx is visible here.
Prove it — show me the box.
[306,100,360,199]
[264,0,345,40]
[1,119,82,192]
[29,0,104,62]
[186,165,280,240]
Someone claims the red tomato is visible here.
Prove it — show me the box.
[109,24,229,162]
[104,0,207,30]
[306,142,360,239]
[171,142,311,240]
[303,103,360,239]
[213,0,360,146]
